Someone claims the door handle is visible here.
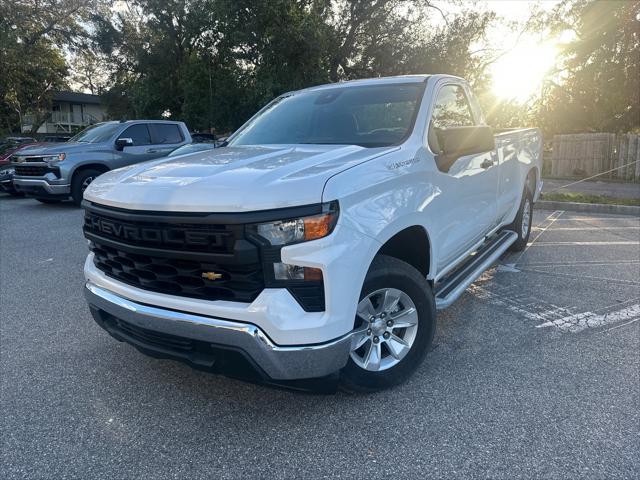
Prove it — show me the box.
[146,148,158,153]
[480,159,494,169]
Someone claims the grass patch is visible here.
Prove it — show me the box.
[541,192,640,206]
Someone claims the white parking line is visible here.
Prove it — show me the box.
[521,260,640,267]
[552,217,640,222]
[512,210,564,266]
[532,226,640,231]
[528,241,640,246]
[535,304,640,333]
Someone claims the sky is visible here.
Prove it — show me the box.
[432,0,564,102]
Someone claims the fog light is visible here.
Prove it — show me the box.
[273,262,323,281]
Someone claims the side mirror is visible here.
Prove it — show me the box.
[435,126,495,172]
[115,137,134,151]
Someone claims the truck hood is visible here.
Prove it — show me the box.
[84,144,397,212]
[15,141,103,156]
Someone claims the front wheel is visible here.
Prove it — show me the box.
[71,169,103,206]
[340,255,436,393]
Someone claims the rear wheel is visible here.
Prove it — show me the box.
[508,187,533,252]
[71,169,103,206]
[340,255,436,392]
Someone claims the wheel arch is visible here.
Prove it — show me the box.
[71,162,110,179]
[374,225,433,279]
[527,166,537,195]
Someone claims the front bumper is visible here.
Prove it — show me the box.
[13,178,70,196]
[0,177,14,192]
[85,282,352,381]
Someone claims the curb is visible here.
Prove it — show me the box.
[536,200,640,216]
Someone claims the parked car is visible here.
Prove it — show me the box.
[167,142,217,157]
[190,132,216,143]
[0,136,36,149]
[0,165,17,195]
[1,137,38,159]
[43,135,71,143]
[1,141,47,164]
[82,75,542,391]
[1,141,51,196]
[11,120,191,205]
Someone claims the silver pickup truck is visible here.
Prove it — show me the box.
[12,120,191,205]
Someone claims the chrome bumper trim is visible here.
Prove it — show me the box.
[13,178,70,194]
[84,282,351,380]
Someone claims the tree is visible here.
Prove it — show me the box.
[540,0,640,135]
[0,0,109,133]
[94,0,501,133]
[69,50,109,95]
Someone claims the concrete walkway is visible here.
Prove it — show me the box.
[543,178,640,200]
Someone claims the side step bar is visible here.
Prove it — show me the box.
[435,230,517,310]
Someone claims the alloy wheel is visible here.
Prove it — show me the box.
[522,198,531,238]
[349,288,419,372]
[81,176,95,192]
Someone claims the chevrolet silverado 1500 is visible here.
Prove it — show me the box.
[12,120,190,205]
[82,75,542,391]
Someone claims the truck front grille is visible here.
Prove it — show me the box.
[90,242,264,302]
[14,165,50,176]
[83,204,265,303]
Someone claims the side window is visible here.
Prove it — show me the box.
[431,85,475,130]
[150,124,183,144]
[465,87,486,125]
[120,124,151,146]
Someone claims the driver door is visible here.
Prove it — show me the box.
[115,124,159,168]
[427,83,499,271]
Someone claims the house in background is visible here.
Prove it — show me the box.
[22,91,107,134]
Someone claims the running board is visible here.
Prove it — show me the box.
[435,230,517,310]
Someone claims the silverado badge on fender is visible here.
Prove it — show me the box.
[201,271,223,281]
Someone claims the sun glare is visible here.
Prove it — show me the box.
[490,40,557,103]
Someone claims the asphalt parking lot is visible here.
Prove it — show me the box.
[1,194,639,479]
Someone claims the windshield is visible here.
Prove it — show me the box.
[228,83,425,148]
[168,143,216,157]
[70,123,122,143]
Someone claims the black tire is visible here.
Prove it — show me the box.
[508,187,533,252]
[71,169,103,206]
[36,198,62,204]
[340,255,436,393]
[7,190,24,197]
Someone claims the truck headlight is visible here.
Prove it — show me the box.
[42,153,66,165]
[250,201,339,246]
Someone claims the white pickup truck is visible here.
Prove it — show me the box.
[82,75,542,391]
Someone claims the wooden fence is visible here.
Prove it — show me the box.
[551,133,640,180]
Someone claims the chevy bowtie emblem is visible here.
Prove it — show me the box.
[201,271,223,281]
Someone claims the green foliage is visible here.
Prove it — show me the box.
[92,0,501,133]
[0,0,108,133]
[541,192,640,206]
[2,0,637,137]
[539,0,640,135]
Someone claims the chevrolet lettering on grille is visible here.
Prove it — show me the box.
[86,214,224,247]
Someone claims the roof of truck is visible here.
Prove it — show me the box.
[295,74,465,94]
